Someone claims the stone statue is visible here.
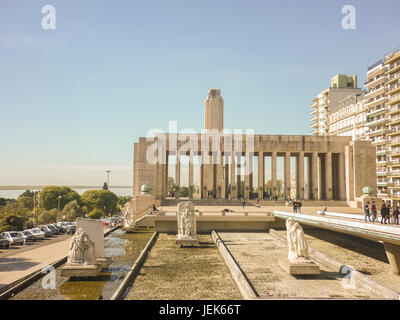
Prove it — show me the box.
[176,201,199,245]
[67,227,97,265]
[123,203,134,228]
[286,218,311,263]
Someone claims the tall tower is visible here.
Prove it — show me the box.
[205,88,224,131]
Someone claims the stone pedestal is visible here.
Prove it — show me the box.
[278,257,320,275]
[60,264,102,277]
[176,235,199,247]
[97,257,113,268]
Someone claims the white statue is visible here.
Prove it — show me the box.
[67,227,97,265]
[123,203,134,228]
[286,218,311,263]
[177,201,198,242]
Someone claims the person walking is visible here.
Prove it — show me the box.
[298,200,302,213]
[393,206,399,225]
[293,199,297,213]
[371,201,377,223]
[381,203,387,224]
[242,200,245,209]
[321,206,327,216]
[364,201,371,222]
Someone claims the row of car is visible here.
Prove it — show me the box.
[0,221,76,249]
[101,216,123,227]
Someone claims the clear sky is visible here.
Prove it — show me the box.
[1,0,399,186]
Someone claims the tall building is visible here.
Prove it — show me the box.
[204,88,224,131]
[311,75,362,135]
[385,48,400,204]
[365,60,389,197]
[327,93,367,140]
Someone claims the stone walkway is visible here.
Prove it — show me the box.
[219,232,373,299]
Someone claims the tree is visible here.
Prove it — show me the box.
[17,196,34,211]
[20,190,34,198]
[39,186,81,211]
[88,208,103,219]
[179,186,189,198]
[38,209,58,224]
[61,200,83,221]
[168,177,176,194]
[81,190,119,215]
[117,196,132,207]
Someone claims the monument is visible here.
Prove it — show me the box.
[60,227,102,277]
[278,218,320,275]
[176,201,199,246]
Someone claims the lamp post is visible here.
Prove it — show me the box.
[58,195,62,212]
[106,170,111,188]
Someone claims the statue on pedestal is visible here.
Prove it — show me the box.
[123,203,134,228]
[278,218,320,275]
[176,201,199,246]
[286,218,311,263]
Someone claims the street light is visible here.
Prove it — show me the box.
[106,170,111,187]
[58,195,62,211]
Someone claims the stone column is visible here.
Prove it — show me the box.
[175,153,180,199]
[325,152,332,200]
[271,152,277,198]
[284,152,291,200]
[244,153,251,199]
[339,152,346,201]
[297,152,304,200]
[230,152,236,199]
[258,152,264,199]
[216,152,223,199]
[312,152,319,200]
[189,152,194,199]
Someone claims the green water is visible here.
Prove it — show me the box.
[10,229,153,300]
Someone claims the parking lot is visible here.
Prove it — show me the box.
[0,233,71,259]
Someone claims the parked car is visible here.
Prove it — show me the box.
[66,225,76,235]
[19,230,36,242]
[39,226,52,237]
[29,228,46,240]
[2,231,24,245]
[51,223,66,234]
[0,234,10,249]
[46,224,59,235]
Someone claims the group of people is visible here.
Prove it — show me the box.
[291,199,303,213]
[364,201,400,224]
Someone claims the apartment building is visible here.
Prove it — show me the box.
[327,93,368,140]
[310,74,362,135]
[365,60,389,197]
[385,48,400,204]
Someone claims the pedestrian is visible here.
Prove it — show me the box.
[371,201,377,223]
[386,204,392,224]
[321,206,327,216]
[298,200,302,213]
[394,206,399,225]
[293,199,297,213]
[381,203,387,224]
[242,200,245,209]
[256,197,260,207]
[364,201,371,222]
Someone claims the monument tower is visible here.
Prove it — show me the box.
[205,88,224,131]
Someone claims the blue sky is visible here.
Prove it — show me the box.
[0,0,399,186]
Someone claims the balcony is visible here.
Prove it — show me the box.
[389,104,400,116]
[388,93,400,106]
[386,60,400,74]
[391,147,400,157]
[364,96,387,108]
[387,181,400,189]
[376,159,387,165]
[365,86,386,99]
[387,72,400,84]
[387,126,400,136]
[385,49,400,65]
[366,117,386,127]
[387,170,400,177]
[389,137,400,147]
[376,149,387,156]
[377,181,388,187]
[366,106,387,117]
[365,75,386,88]
[389,159,400,167]
[387,82,400,96]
